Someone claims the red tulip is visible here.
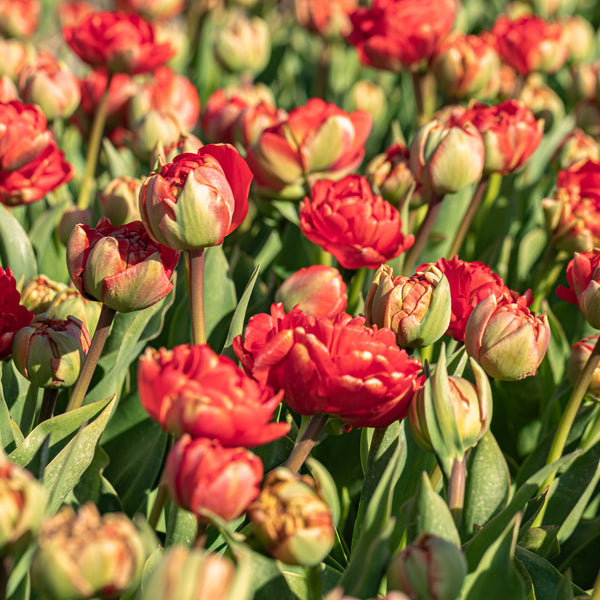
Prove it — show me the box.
[0,0,40,38]
[66,217,179,313]
[137,344,289,447]
[165,435,263,523]
[0,267,34,361]
[62,10,174,75]
[295,0,357,38]
[299,175,414,270]
[140,144,253,250]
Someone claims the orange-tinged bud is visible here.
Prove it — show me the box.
[567,334,600,395]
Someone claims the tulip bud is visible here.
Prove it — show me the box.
[561,16,595,64]
[275,265,347,319]
[366,142,432,208]
[519,74,564,132]
[0,454,47,555]
[21,275,68,314]
[365,264,451,348]
[56,205,93,245]
[408,352,492,477]
[409,118,485,195]
[0,75,18,102]
[567,334,600,396]
[11,315,91,389]
[575,100,600,139]
[213,10,271,74]
[387,533,467,600]
[465,295,550,381]
[248,468,335,566]
[131,109,182,161]
[150,132,203,168]
[551,129,600,171]
[47,289,102,338]
[0,38,29,80]
[31,503,148,600]
[346,80,387,124]
[99,176,143,226]
[140,546,237,600]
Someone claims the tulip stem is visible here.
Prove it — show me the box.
[446,177,489,259]
[39,388,58,423]
[188,248,207,346]
[402,196,443,276]
[314,40,331,100]
[193,521,208,549]
[285,413,329,474]
[66,305,116,412]
[530,246,568,313]
[446,455,466,529]
[347,267,366,315]
[148,482,169,530]
[76,72,113,210]
[306,564,322,600]
[533,334,600,527]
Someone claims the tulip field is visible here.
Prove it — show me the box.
[3,0,600,598]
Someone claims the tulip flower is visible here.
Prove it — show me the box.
[20,275,67,314]
[465,295,550,381]
[0,266,34,361]
[0,0,40,38]
[567,334,600,395]
[165,435,263,523]
[295,0,356,39]
[99,176,143,226]
[552,129,600,171]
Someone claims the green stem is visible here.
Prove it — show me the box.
[347,267,367,316]
[285,413,329,473]
[402,196,444,276]
[446,455,467,530]
[76,73,113,210]
[21,384,39,435]
[193,521,208,549]
[533,334,600,526]
[66,305,116,412]
[472,172,502,232]
[306,564,322,600]
[313,41,331,100]
[411,70,425,126]
[581,405,600,451]
[188,248,206,346]
[148,482,169,530]
[446,177,489,259]
[530,246,568,314]
[39,388,58,423]
[429,461,443,490]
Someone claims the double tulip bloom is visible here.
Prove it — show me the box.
[140,144,253,250]
[0,267,34,361]
[299,175,414,270]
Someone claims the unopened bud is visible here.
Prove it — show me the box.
[21,275,67,314]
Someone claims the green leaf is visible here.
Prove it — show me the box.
[43,395,116,513]
[339,434,402,599]
[164,502,197,547]
[8,396,113,468]
[307,458,341,527]
[102,138,137,179]
[515,547,574,600]
[462,431,510,539]
[0,377,17,452]
[0,203,37,282]
[551,570,574,600]
[459,514,526,600]
[222,264,260,350]
[271,200,299,225]
[518,526,559,559]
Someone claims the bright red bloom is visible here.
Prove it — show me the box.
[0,101,73,206]
[299,175,414,270]
[347,0,456,71]
[165,435,263,523]
[140,144,253,250]
[62,10,174,75]
[0,267,34,361]
[246,310,424,428]
[246,98,371,198]
[557,249,600,329]
[0,0,40,38]
[419,256,529,342]
[66,217,179,313]
[457,100,543,175]
[543,159,600,252]
[491,15,568,76]
[137,344,290,447]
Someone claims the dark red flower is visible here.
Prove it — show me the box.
[0,267,34,361]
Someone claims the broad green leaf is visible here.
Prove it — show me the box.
[6,546,34,600]
[462,431,510,539]
[0,377,17,452]
[551,570,574,600]
[2,360,34,428]
[0,203,37,282]
[204,245,237,343]
[271,199,299,225]
[459,514,526,600]
[402,471,461,547]
[279,563,341,600]
[222,264,260,350]
[518,526,559,559]
[43,395,116,513]
[164,502,197,547]
[102,138,137,179]
[516,547,576,600]
[307,457,341,527]
[8,396,113,468]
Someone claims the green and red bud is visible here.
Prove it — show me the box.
[248,468,335,566]
[275,265,347,319]
[365,264,451,348]
[561,15,595,64]
[31,503,148,600]
[567,334,600,395]
[47,289,102,338]
[99,176,143,227]
[409,117,485,195]
[0,454,47,555]
[464,295,550,381]
[387,533,467,600]
[130,109,182,162]
[12,315,91,388]
[21,275,68,314]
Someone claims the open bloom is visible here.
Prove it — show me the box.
[347,0,456,71]
[0,0,40,38]
[465,295,550,380]
[299,175,414,269]
[165,435,263,523]
[0,266,34,360]
[137,343,289,447]
[140,144,253,250]
[491,15,568,76]
[66,217,180,313]
[238,308,424,428]
[0,101,73,206]
[62,10,174,75]
[246,98,371,198]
